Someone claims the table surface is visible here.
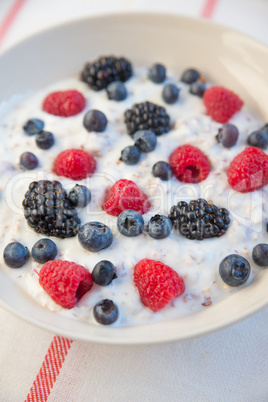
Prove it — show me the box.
[0,1,268,401]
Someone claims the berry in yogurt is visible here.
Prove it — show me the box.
[43,90,86,117]
[203,86,243,123]
[54,149,96,180]
[93,299,119,325]
[3,242,30,268]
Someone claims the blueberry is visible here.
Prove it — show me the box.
[247,130,268,149]
[32,238,57,264]
[36,131,54,149]
[106,82,127,101]
[219,254,250,286]
[261,123,268,133]
[148,214,172,239]
[216,124,239,148]
[117,209,144,237]
[69,184,91,208]
[252,244,268,267]
[78,222,113,252]
[93,299,119,325]
[23,118,44,136]
[20,152,38,170]
[92,260,117,286]
[189,81,206,97]
[181,68,200,84]
[134,130,157,153]
[152,161,173,181]
[148,63,166,83]
[162,84,179,104]
[120,146,141,165]
[83,110,107,132]
[3,242,29,268]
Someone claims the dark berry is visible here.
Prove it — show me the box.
[181,68,200,84]
[216,124,239,148]
[219,254,250,286]
[92,260,117,286]
[247,130,268,149]
[32,238,57,264]
[78,222,113,252]
[162,84,179,104]
[117,209,144,237]
[252,244,268,267]
[152,161,173,181]
[148,63,166,83]
[23,118,44,136]
[3,242,29,268]
[106,81,127,101]
[261,123,268,133]
[81,56,132,91]
[134,130,157,152]
[93,299,119,325]
[83,110,107,132]
[148,215,172,239]
[20,152,38,170]
[120,146,141,165]
[189,81,206,97]
[68,184,91,208]
[36,131,54,150]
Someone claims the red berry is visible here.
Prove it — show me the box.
[133,259,185,312]
[203,86,243,123]
[43,90,86,117]
[54,149,96,180]
[169,144,210,183]
[103,179,151,216]
[227,146,268,192]
[39,260,93,309]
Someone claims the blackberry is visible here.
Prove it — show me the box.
[169,199,230,240]
[124,101,170,137]
[22,180,81,238]
[81,56,132,91]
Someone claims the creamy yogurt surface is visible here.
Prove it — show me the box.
[0,66,267,327]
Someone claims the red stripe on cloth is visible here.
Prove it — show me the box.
[25,336,73,402]
[200,0,218,18]
[0,0,28,46]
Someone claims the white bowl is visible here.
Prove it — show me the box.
[0,13,268,344]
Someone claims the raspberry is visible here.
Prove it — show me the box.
[39,260,93,309]
[133,259,185,312]
[103,179,151,216]
[227,146,268,192]
[169,144,210,183]
[203,86,243,123]
[43,90,86,117]
[54,149,96,180]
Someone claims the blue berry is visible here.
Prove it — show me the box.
[181,68,200,84]
[93,299,119,325]
[219,254,250,286]
[148,63,166,83]
[106,82,127,101]
[189,81,206,97]
[3,242,29,268]
[152,161,172,181]
[216,124,239,148]
[32,238,57,264]
[78,222,113,252]
[162,84,179,104]
[148,215,172,239]
[247,130,268,149]
[120,146,141,165]
[117,209,144,237]
[20,152,38,170]
[23,118,44,136]
[92,260,117,286]
[261,123,268,133]
[83,109,107,132]
[69,184,91,207]
[252,244,268,267]
[36,131,54,149]
[134,130,157,153]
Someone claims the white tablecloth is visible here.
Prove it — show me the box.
[0,1,268,401]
